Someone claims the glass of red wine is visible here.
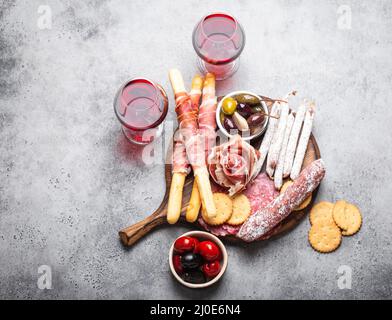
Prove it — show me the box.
[114,78,168,145]
[192,13,245,80]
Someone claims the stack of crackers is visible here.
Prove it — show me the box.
[308,200,362,253]
[202,193,251,226]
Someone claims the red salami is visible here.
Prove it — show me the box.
[237,159,326,242]
[197,173,278,237]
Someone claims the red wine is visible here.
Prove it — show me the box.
[114,78,168,144]
[193,13,245,65]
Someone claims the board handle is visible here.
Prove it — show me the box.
[119,206,167,246]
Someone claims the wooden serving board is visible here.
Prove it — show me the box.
[119,96,321,246]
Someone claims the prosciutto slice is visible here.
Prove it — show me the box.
[208,134,261,196]
[172,131,190,174]
[198,74,217,159]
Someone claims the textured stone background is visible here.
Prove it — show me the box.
[0,0,391,299]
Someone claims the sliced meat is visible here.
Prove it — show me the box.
[197,173,278,237]
[237,159,326,242]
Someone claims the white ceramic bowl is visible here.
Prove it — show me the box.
[169,231,228,289]
[216,90,269,142]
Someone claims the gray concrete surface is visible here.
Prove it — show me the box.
[1,0,391,299]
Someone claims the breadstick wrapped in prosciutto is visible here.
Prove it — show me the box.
[198,73,218,158]
[290,103,315,180]
[186,73,217,223]
[169,69,216,218]
[185,74,206,223]
[237,159,326,242]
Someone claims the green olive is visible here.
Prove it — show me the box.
[251,105,264,114]
[222,97,237,115]
[233,94,260,106]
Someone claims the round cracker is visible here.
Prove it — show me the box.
[308,224,342,253]
[332,200,348,231]
[201,193,232,226]
[334,202,362,236]
[226,194,251,226]
[280,180,312,211]
[309,201,335,226]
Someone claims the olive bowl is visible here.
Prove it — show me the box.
[169,231,228,289]
[216,91,269,142]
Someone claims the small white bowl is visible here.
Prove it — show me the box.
[216,90,269,142]
[169,231,228,289]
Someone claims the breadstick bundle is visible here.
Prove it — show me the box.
[167,70,217,224]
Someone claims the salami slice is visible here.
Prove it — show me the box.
[197,173,278,237]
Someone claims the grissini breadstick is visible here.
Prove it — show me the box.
[167,133,190,224]
[186,179,201,222]
[186,74,205,223]
[274,112,295,190]
[167,171,187,224]
[283,103,307,178]
[169,69,216,218]
[250,102,280,181]
[266,102,289,178]
[187,73,217,222]
[189,74,203,113]
[290,103,315,180]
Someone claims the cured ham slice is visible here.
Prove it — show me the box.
[172,132,190,175]
[198,73,218,159]
[208,134,260,196]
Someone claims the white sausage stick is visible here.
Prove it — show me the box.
[290,103,315,180]
[283,103,307,178]
[266,102,289,178]
[250,102,281,181]
[274,112,295,190]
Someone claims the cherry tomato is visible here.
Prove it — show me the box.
[192,238,200,253]
[174,236,196,254]
[202,260,221,278]
[197,241,220,261]
[173,255,183,274]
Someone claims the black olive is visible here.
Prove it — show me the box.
[236,103,253,118]
[223,116,238,133]
[247,112,266,128]
[180,253,203,270]
[182,270,206,284]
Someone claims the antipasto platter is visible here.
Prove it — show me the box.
[119,70,323,246]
